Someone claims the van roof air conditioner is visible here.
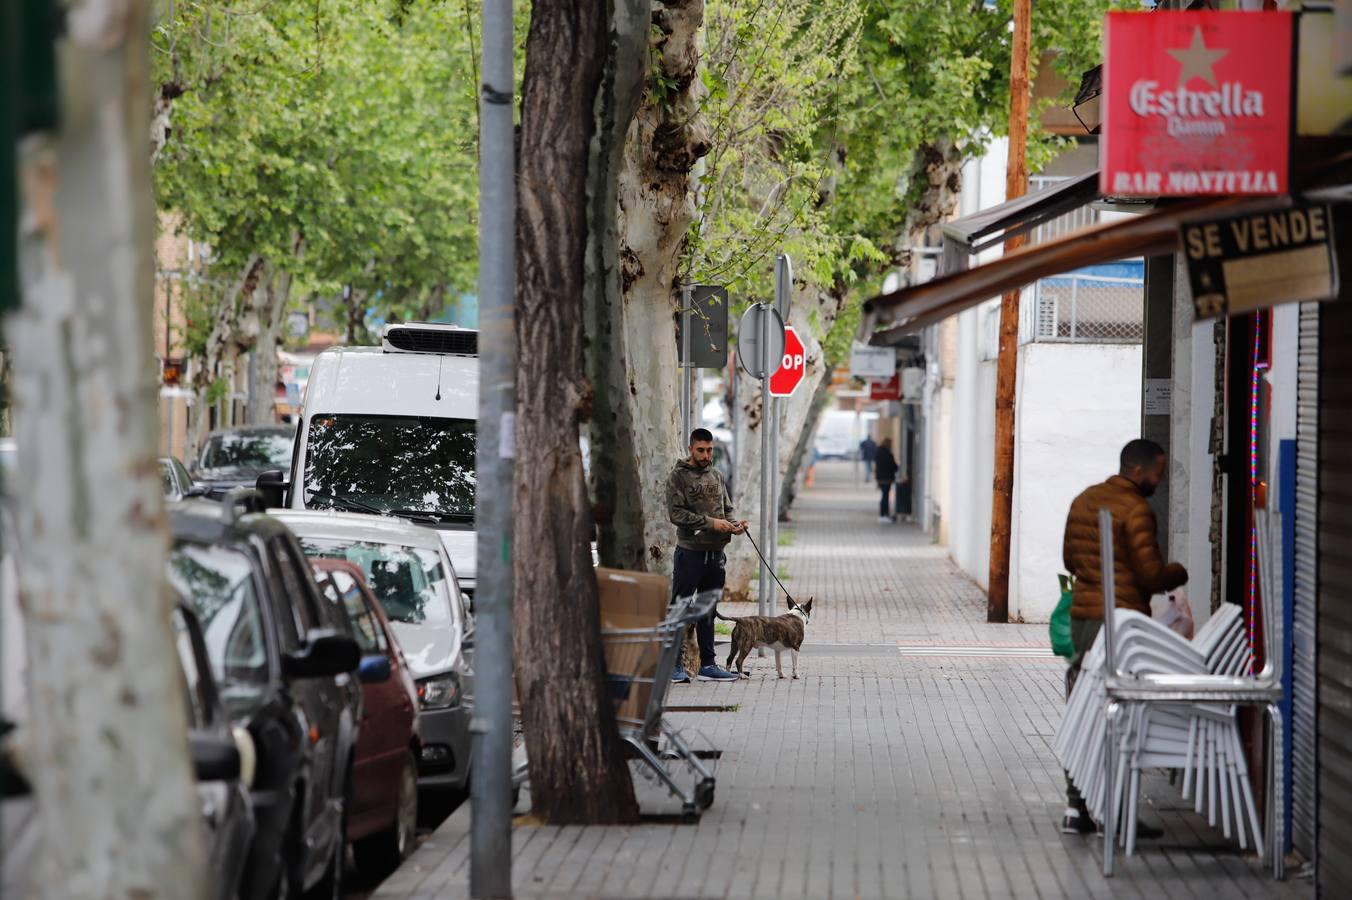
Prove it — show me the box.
[382,322,479,356]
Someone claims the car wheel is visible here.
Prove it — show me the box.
[353,752,419,877]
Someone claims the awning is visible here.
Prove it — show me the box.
[942,171,1099,255]
[865,195,1293,346]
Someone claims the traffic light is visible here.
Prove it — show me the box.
[2,0,61,314]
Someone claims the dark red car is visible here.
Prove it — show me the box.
[310,559,420,876]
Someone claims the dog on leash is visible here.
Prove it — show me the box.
[716,597,814,679]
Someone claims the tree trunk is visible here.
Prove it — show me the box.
[515,0,640,825]
[246,265,295,425]
[7,2,208,896]
[187,254,265,456]
[607,0,711,575]
[779,364,833,517]
[892,138,964,270]
[584,0,652,573]
[245,240,300,425]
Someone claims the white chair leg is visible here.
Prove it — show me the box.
[1267,702,1285,880]
[1103,701,1121,877]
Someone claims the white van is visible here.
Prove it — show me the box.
[260,322,479,596]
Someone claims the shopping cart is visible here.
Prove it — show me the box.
[602,588,719,818]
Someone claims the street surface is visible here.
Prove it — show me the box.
[369,462,1304,899]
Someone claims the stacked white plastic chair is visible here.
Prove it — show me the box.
[1053,508,1286,879]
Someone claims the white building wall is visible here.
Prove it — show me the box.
[948,304,999,588]
[1009,343,1143,621]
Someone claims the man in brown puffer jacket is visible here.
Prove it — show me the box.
[1058,438,1188,835]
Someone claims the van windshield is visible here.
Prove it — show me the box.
[304,414,475,519]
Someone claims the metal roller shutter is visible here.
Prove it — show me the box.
[1318,297,1352,896]
[1293,301,1319,862]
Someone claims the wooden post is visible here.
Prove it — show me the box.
[987,0,1031,624]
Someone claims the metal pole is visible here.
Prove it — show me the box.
[681,286,692,442]
[758,303,770,622]
[471,0,515,894]
[769,255,791,614]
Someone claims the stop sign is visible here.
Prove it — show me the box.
[769,326,806,397]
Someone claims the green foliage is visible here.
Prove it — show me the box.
[682,0,1117,358]
[685,0,869,308]
[154,0,488,335]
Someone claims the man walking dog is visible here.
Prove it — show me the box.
[667,428,744,683]
[1059,438,1188,836]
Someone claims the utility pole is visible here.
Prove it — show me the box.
[986,0,1031,624]
[471,0,515,895]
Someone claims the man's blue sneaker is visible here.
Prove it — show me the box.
[697,664,740,682]
[671,666,691,684]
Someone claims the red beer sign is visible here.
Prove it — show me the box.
[1102,11,1292,197]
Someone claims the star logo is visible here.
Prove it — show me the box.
[1167,27,1229,88]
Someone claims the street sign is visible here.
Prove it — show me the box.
[1102,11,1292,197]
[677,285,729,368]
[769,326,806,397]
[1180,203,1338,319]
[869,373,901,401]
[849,343,895,379]
[736,303,785,379]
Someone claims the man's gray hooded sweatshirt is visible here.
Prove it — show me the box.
[666,459,735,552]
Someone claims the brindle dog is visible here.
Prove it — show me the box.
[717,597,814,679]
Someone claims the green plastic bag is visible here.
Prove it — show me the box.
[1049,573,1074,658]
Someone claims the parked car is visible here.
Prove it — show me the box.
[2,567,256,900]
[161,455,205,500]
[172,600,258,900]
[193,425,296,500]
[271,509,474,798]
[167,496,362,900]
[255,323,478,599]
[310,560,420,875]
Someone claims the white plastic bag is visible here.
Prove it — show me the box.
[1154,588,1195,639]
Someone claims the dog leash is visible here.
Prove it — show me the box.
[740,528,796,606]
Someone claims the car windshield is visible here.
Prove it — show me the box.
[298,537,454,627]
[160,462,176,495]
[167,543,269,717]
[200,431,292,471]
[303,414,475,519]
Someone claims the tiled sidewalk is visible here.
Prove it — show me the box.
[374,463,1304,899]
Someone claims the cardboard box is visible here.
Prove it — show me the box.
[597,568,670,728]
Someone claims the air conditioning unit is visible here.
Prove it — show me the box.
[382,322,479,356]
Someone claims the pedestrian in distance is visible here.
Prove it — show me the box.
[873,437,898,523]
[858,433,877,484]
[1058,438,1188,836]
[666,428,746,683]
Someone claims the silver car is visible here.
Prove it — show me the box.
[270,509,474,795]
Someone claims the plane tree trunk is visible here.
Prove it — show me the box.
[514,0,641,825]
[7,1,208,895]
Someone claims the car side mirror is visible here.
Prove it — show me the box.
[190,731,241,782]
[255,469,289,509]
[183,484,209,499]
[283,629,361,680]
[357,654,392,684]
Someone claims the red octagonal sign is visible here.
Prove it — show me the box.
[769,326,806,397]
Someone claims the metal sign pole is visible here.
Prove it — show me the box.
[758,303,771,623]
[471,0,515,894]
[680,285,692,443]
[768,255,791,615]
